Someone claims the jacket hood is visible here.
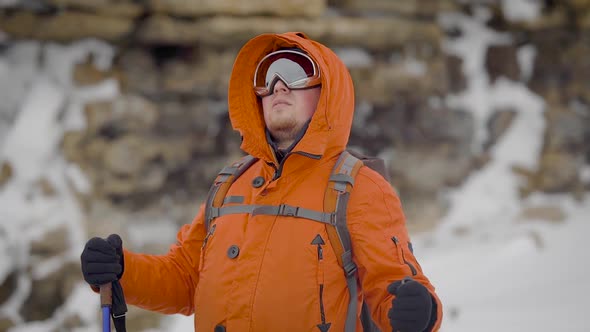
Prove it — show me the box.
[228,32,355,163]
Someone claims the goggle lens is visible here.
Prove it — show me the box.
[254,50,321,96]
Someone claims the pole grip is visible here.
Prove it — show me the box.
[100,283,113,307]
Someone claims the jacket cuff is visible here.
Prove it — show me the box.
[425,294,438,331]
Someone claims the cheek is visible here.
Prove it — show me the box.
[304,101,317,118]
[301,92,321,118]
[261,97,273,119]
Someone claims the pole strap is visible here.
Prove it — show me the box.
[111,281,127,332]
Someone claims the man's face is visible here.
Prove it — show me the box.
[261,79,321,149]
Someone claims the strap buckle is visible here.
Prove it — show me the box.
[208,207,220,219]
[278,204,298,217]
[328,212,337,225]
[343,261,358,277]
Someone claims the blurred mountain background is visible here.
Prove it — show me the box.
[0,0,588,331]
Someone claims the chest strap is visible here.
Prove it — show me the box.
[208,203,334,224]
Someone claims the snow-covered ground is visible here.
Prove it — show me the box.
[424,193,589,332]
[0,2,588,332]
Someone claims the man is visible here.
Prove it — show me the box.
[81,32,443,331]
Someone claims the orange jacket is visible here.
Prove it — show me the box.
[120,32,443,331]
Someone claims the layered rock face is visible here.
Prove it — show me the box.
[0,0,589,330]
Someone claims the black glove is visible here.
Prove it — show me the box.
[387,277,434,332]
[80,234,124,286]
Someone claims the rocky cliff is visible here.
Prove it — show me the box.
[0,0,589,330]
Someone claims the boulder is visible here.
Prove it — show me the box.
[137,15,442,51]
[150,0,326,17]
[0,11,134,42]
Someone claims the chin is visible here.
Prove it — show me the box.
[269,122,294,133]
[269,127,296,140]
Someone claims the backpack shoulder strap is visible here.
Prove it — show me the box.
[324,150,363,272]
[324,150,364,332]
[204,154,258,231]
[325,149,388,332]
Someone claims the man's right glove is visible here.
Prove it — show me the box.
[80,234,124,286]
[387,277,434,332]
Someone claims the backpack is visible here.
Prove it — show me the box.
[204,150,389,332]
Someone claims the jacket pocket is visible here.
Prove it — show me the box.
[199,223,217,272]
[391,236,417,276]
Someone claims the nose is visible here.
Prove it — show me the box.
[273,79,290,95]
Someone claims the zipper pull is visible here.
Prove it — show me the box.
[311,234,325,260]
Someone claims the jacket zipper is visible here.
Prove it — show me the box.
[316,244,330,331]
[271,151,322,181]
[199,223,216,272]
[391,236,417,276]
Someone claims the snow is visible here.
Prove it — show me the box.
[418,9,586,332]
[6,284,101,332]
[401,57,427,77]
[2,76,66,183]
[0,42,41,144]
[127,220,179,250]
[420,194,589,332]
[440,9,513,150]
[440,79,546,232]
[517,44,537,82]
[0,7,588,332]
[0,39,118,330]
[334,48,373,68]
[439,9,547,233]
[501,0,543,22]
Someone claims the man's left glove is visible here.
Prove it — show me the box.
[387,277,434,332]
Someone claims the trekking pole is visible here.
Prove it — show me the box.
[100,283,112,332]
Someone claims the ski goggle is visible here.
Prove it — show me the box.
[253,49,321,97]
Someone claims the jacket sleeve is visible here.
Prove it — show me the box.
[347,168,443,331]
[119,204,207,315]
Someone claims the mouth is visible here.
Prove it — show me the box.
[272,99,291,107]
